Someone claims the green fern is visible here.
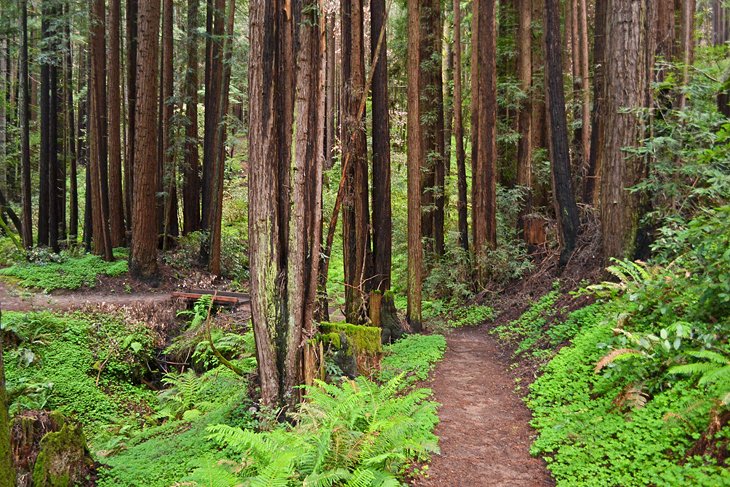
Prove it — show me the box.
[669,349,730,405]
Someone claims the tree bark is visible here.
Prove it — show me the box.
[130,0,161,278]
[19,0,33,249]
[584,0,607,205]
[0,309,14,487]
[453,0,469,252]
[39,11,51,248]
[407,0,422,331]
[342,0,370,323]
[516,0,533,226]
[600,0,652,261]
[0,37,6,200]
[90,0,114,260]
[544,0,580,266]
[473,0,497,275]
[108,0,125,247]
[371,0,391,292]
[160,0,178,249]
[183,0,201,234]
[125,0,138,233]
[64,7,78,242]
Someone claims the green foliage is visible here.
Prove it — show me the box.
[451,305,495,328]
[191,375,439,486]
[0,249,128,291]
[380,334,446,384]
[523,209,730,486]
[1,312,155,439]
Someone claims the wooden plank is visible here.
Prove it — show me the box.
[171,292,241,304]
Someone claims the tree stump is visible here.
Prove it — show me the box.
[380,291,405,344]
[10,411,95,487]
[318,322,382,378]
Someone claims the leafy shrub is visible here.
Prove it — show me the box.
[187,375,439,486]
[0,250,128,291]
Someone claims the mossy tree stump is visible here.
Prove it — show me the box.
[10,411,94,487]
[318,322,382,378]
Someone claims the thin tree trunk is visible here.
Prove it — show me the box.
[90,0,114,260]
[677,0,696,110]
[325,12,336,170]
[545,0,580,266]
[0,309,14,487]
[183,0,201,234]
[130,0,161,278]
[453,0,468,252]
[578,0,590,170]
[0,37,6,200]
[65,4,78,241]
[516,0,533,228]
[38,10,51,247]
[125,0,138,233]
[161,0,177,249]
[469,0,479,250]
[371,0,391,291]
[584,0,607,205]
[407,0,422,331]
[108,0,125,246]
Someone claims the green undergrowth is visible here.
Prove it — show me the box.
[509,208,730,486]
[1,311,156,440]
[0,248,128,291]
[380,334,447,383]
[320,321,383,353]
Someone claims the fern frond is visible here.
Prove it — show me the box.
[595,349,643,373]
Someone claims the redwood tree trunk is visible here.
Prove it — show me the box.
[406,0,422,331]
[473,0,498,275]
[125,0,138,233]
[371,0,391,291]
[600,0,652,261]
[453,0,468,251]
[20,0,33,248]
[516,0,533,226]
[545,0,580,266]
[130,0,161,278]
[108,0,126,247]
[584,0,607,205]
[183,0,201,234]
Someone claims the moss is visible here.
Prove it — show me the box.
[317,332,342,349]
[31,420,94,487]
[319,322,382,354]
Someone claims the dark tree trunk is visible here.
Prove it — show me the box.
[370,0,391,291]
[0,309,14,486]
[516,0,532,234]
[90,0,114,260]
[183,0,201,234]
[130,0,161,279]
[65,4,78,242]
[38,10,51,247]
[544,0,580,266]
[453,0,468,251]
[406,0,422,331]
[160,0,178,249]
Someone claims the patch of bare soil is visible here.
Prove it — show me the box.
[415,328,553,487]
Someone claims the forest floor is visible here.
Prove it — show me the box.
[414,326,553,487]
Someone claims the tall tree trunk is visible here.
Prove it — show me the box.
[325,12,336,170]
[183,0,201,234]
[584,0,607,204]
[473,0,497,276]
[20,0,33,248]
[600,0,652,261]
[371,0,391,292]
[0,37,6,200]
[545,0,580,266]
[130,0,161,278]
[342,0,370,323]
[470,0,479,240]
[677,0,696,110]
[516,0,533,228]
[406,0,422,331]
[161,0,177,249]
[65,5,78,242]
[90,0,114,260]
[286,0,326,398]
[453,0,468,252]
[48,17,60,253]
[108,0,125,246]
[578,0,590,171]
[125,0,138,233]
[444,16,453,177]
[39,11,51,248]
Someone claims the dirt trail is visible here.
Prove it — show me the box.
[415,327,553,487]
[0,280,172,312]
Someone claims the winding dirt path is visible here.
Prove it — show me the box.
[415,327,553,487]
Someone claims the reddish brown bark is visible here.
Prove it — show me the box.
[108,0,126,246]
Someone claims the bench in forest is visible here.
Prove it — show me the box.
[171,289,251,306]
